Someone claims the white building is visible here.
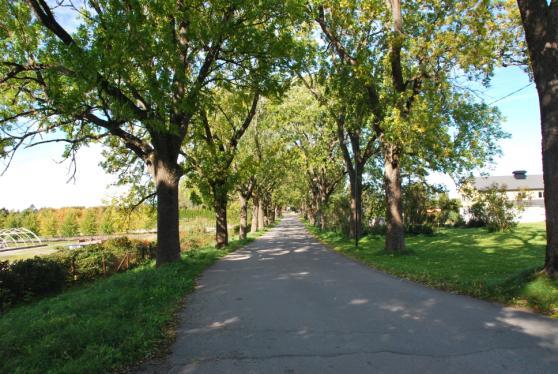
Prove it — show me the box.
[460,170,545,223]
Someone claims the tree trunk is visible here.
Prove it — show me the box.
[348,169,363,239]
[319,195,327,230]
[251,199,259,233]
[384,145,405,252]
[517,0,558,275]
[314,204,322,229]
[239,193,248,240]
[271,205,276,223]
[153,159,182,266]
[212,182,228,248]
[258,200,265,230]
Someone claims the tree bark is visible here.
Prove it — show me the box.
[383,145,406,252]
[517,0,558,275]
[270,205,276,223]
[258,199,265,229]
[251,198,259,233]
[319,194,328,230]
[212,182,228,248]
[239,192,249,240]
[152,158,182,266]
[348,168,363,239]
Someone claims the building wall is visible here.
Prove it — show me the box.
[459,188,546,223]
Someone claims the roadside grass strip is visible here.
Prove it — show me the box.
[309,223,558,317]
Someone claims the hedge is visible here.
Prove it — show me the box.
[0,237,156,311]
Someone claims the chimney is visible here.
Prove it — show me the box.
[513,170,527,179]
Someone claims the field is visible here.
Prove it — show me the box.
[309,223,558,317]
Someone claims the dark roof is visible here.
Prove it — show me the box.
[473,174,544,191]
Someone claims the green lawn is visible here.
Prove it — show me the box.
[309,223,558,317]
[0,231,265,373]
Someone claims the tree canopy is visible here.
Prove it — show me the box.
[0,0,534,270]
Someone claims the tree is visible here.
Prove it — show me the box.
[39,209,58,237]
[3,213,21,229]
[307,0,507,250]
[80,209,97,236]
[99,208,115,235]
[186,90,260,247]
[515,1,558,276]
[60,211,79,237]
[0,0,304,265]
[233,147,257,239]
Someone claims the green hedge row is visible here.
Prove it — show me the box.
[0,237,156,312]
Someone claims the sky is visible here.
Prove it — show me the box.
[0,4,543,210]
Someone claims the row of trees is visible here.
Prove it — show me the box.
[0,205,155,237]
[0,1,556,275]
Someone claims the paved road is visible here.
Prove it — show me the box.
[152,215,558,373]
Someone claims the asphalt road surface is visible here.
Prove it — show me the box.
[144,214,558,373]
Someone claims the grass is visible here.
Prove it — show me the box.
[308,222,558,317]
[0,227,270,374]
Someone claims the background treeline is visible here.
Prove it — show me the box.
[0,205,156,237]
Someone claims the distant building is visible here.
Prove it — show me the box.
[460,170,545,223]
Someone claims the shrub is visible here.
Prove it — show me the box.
[180,232,213,251]
[103,237,133,254]
[0,261,21,311]
[50,238,157,282]
[10,258,67,296]
[1,238,157,311]
[405,224,435,236]
[468,187,520,232]
[467,201,487,227]
[0,258,67,311]
[367,224,387,236]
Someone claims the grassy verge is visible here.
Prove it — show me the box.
[308,223,558,317]
[0,228,269,374]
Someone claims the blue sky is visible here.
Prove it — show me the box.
[482,67,541,175]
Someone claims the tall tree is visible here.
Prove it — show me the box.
[0,0,303,265]
[187,90,260,247]
[516,0,558,276]
[308,0,507,250]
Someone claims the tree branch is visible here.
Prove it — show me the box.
[315,5,358,66]
[230,91,259,150]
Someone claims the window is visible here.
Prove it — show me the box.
[539,192,543,198]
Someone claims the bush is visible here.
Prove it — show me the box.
[51,237,157,282]
[405,224,435,236]
[0,258,67,311]
[10,258,67,296]
[0,261,21,311]
[180,232,213,251]
[468,187,520,232]
[1,238,157,311]
[367,224,387,236]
